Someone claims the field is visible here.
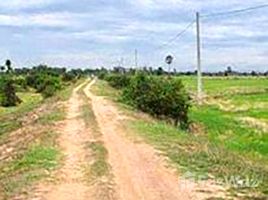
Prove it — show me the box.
[0,74,267,200]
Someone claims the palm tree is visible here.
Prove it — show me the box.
[5,59,12,73]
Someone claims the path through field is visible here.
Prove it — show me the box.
[31,79,225,200]
[30,81,92,200]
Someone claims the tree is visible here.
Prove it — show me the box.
[5,59,12,73]
[156,67,164,76]
[0,76,22,107]
[0,66,5,72]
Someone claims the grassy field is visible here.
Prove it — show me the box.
[180,76,268,96]
[94,76,268,199]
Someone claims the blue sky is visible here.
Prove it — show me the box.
[0,0,267,72]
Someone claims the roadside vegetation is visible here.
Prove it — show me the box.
[0,61,87,199]
[102,73,191,129]
[94,72,268,199]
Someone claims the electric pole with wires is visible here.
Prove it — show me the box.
[196,12,203,104]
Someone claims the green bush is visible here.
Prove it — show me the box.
[97,71,107,80]
[26,74,62,98]
[14,76,28,91]
[62,72,77,82]
[105,74,131,89]
[0,75,22,107]
[122,73,190,129]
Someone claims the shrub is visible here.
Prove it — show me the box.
[105,74,131,89]
[122,73,190,129]
[97,71,107,80]
[14,76,28,91]
[26,74,62,98]
[62,72,76,82]
[0,75,22,107]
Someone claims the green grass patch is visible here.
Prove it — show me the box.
[180,76,268,96]
[0,130,61,199]
[0,92,42,117]
[128,120,268,197]
[190,106,268,159]
[91,80,120,100]
[0,92,43,136]
[37,107,65,125]
[87,141,109,178]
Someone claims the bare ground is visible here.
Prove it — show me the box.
[29,81,93,200]
[84,79,227,200]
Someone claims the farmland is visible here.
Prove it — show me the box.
[0,71,267,200]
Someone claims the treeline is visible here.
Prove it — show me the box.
[0,61,86,107]
[102,66,268,77]
[99,72,191,130]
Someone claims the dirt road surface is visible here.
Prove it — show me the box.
[30,81,92,200]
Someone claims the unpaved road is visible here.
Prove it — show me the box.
[30,79,225,200]
[84,79,225,200]
[30,81,92,200]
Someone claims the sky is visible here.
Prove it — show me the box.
[0,0,267,72]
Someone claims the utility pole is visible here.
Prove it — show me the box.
[135,49,138,69]
[196,12,203,104]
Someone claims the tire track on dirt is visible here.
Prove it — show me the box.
[30,80,93,200]
[85,79,226,200]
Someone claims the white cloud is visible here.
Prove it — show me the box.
[0,12,84,27]
[0,0,58,10]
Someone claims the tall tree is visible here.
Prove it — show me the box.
[5,59,12,73]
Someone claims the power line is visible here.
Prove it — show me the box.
[202,3,268,18]
[155,20,195,50]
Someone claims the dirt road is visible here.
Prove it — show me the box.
[84,79,225,200]
[31,81,92,200]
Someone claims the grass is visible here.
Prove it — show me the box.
[93,76,268,199]
[87,141,110,178]
[37,106,65,125]
[0,92,42,117]
[0,92,43,136]
[180,76,268,96]
[0,130,61,199]
[190,106,268,159]
[128,119,268,198]
[0,80,83,138]
[90,79,120,100]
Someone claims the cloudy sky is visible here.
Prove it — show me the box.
[0,0,267,72]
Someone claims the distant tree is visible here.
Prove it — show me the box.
[156,67,164,76]
[251,70,257,76]
[5,59,12,73]
[0,66,5,72]
[227,66,232,73]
